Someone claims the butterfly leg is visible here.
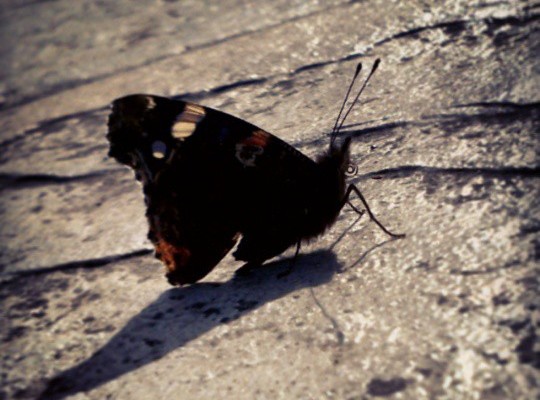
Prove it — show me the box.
[277,240,301,279]
[233,232,297,275]
[347,200,365,217]
[343,184,405,238]
[235,261,263,276]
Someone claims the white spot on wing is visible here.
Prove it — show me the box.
[146,96,157,110]
[235,144,264,167]
[172,103,206,139]
[172,122,197,139]
[152,141,167,159]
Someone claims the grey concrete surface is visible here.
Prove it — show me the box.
[1,1,538,399]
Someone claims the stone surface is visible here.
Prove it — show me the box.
[0,1,538,399]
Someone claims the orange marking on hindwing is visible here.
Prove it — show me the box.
[235,130,270,167]
[240,129,270,147]
[154,239,191,275]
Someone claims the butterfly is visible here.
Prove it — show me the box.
[106,59,404,285]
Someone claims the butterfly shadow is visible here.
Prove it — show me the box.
[39,250,343,399]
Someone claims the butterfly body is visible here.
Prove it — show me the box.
[107,94,352,284]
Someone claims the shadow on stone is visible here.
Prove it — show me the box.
[39,250,342,399]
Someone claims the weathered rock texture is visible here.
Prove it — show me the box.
[0,1,538,399]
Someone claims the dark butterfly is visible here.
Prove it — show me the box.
[106,59,404,285]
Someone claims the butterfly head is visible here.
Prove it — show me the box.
[317,137,352,180]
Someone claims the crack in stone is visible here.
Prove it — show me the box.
[3,249,153,281]
[0,170,117,190]
[374,19,469,47]
[0,106,107,146]
[450,260,522,276]
[178,78,269,101]
[344,121,410,137]
[181,0,358,53]
[288,120,408,150]
[310,287,345,345]
[452,101,540,110]
[0,1,358,112]
[184,12,538,97]
[373,13,540,48]
[355,165,540,181]
[423,106,539,124]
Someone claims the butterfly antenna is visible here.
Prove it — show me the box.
[330,63,363,147]
[333,58,380,139]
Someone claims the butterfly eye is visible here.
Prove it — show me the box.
[346,163,358,176]
[152,141,167,159]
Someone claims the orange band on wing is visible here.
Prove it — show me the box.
[240,129,270,148]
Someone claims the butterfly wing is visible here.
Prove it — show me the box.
[107,94,322,284]
[108,95,242,284]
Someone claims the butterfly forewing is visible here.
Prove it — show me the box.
[107,95,323,284]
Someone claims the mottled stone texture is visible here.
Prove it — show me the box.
[0,1,538,399]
